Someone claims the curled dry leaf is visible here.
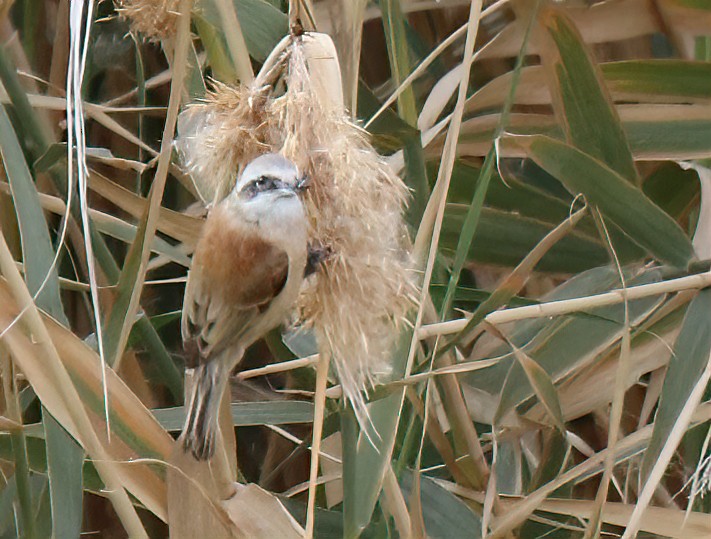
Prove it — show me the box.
[175,32,417,422]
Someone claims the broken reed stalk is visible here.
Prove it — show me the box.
[417,270,711,339]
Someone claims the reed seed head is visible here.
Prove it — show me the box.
[176,34,417,422]
[117,0,179,41]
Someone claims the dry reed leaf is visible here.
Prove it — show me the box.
[537,498,711,539]
[168,451,304,539]
[89,171,202,246]
[467,64,711,115]
[382,466,413,538]
[418,64,465,132]
[525,324,679,424]
[213,0,254,83]
[0,415,20,430]
[324,0,368,113]
[167,447,239,538]
[439,479,711,538]
[118,351,161,409]
[320,432,343,508]
[682,162,711,258]
[0,279,173,520]
[451,105,711,161]
[0,181,191,267]
[223,483,304,538]
[478,0,658,61]
[314,0,475,33]
[622,353,711,538]
[0,92,165,158]
[175,32,416,421]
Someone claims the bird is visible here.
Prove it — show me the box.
[180,153,310,460]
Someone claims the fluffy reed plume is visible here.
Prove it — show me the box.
[176,34,416,421]
[176,82,272,205]
[117,0,179,41]
[276,39,416,420]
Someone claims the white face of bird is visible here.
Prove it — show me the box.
[228,154,310,249]
[235,153,309,202]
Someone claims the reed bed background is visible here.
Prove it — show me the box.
[0,0,710,537]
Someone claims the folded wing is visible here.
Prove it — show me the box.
[182,207,289,367]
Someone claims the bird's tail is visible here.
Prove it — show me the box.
[181,362,228,460]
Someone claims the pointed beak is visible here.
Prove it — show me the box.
[294,175,311,193]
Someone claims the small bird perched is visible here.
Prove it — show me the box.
[181,153,310,460]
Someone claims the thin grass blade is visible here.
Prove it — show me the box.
[0,104,83,539]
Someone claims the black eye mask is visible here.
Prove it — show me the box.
[241,175,284,198]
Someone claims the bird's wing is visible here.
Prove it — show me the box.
[182,211,289,367]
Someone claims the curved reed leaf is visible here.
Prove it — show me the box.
[541,7,637,184]
[500,134,695,267]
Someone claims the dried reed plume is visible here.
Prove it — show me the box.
[117,0,179,41]
[176,34,416,422]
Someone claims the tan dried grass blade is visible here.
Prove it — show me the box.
[89,171,202,246]
[167,447,239,538]
[168,448,304,539]
[438,480,711,538]
[305,349,330,539]
[0,181,191,266]
[621,352,711,538]
[477,0,658,60]
[525,324,679,423]
[0,236,151,536]
[214,0,253,84]
[488,401,711,536]
[0,277,173,520]
[110,0,192,371]
[382,465,413,538]
[320,432,343,508]
[224,483,304,538]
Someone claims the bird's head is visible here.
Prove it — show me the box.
[235,154,309,201]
